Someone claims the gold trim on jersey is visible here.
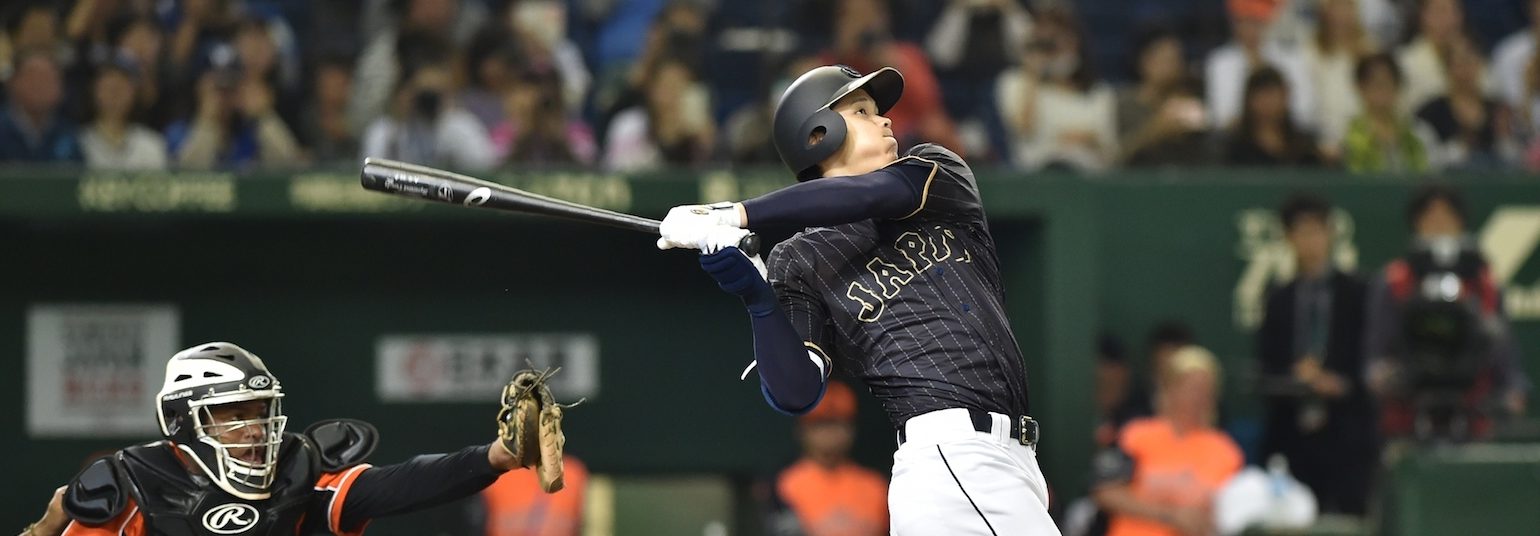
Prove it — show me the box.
[888,156,939,220]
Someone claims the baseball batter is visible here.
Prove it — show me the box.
[657,65,1057,535]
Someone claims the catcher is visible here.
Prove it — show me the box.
[20,342,568,535]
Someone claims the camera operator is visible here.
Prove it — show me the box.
[1365,184,1531,440]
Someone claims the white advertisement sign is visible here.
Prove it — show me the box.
[27,304,179,437]
[376,334,599,402]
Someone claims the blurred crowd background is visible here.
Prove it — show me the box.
[3,0,1540,173]
[7,0,1540,535]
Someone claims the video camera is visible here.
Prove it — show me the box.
[1397,237,1493,439]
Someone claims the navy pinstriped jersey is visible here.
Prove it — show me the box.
[766,144,1030,427]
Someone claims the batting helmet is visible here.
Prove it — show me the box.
[772,65,904,180]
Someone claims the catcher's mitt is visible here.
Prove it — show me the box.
[496,368,575,492]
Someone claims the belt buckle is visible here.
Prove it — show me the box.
[1019,415,1039,448]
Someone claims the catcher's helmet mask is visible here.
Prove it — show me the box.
[156,342,288,500]
[772,65,904,180]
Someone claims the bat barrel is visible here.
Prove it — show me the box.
[359,158,759,255]
[360,159,660,234]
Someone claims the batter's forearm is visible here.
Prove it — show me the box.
[339,444,504,528]
[739,168,920,229]
[748,304,828,414]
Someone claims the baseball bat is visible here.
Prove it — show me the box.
[359,158,760,256]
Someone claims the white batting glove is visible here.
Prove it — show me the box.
[656,202,745,250]
[697,225,750,254]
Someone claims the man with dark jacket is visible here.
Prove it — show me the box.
[1256,193,1377,515]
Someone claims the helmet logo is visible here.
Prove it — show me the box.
[202,503,260,534]
[837,65,861,78]
[247,376,271,389]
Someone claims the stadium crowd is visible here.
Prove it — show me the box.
[2,0,1540,173]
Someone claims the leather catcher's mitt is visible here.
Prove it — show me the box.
[496,368,571,492]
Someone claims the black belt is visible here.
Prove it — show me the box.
[898,408,1040,448]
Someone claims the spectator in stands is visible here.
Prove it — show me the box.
[1416,37,1518,171]
[1307,0,1378,154]
[1256,193,1376,514]
[595,2,705,145]
[165,0,239,89]
[1224,67,1322,167]
[996,7,1117,172]
[1206,0,1315,131]
[1093,345,1243,536]
[349,0,487,133]
[1117,29,1207,167]
[232,17,303,134]
[1357,0,1405,51]
[5,4,71,73]
[80,61,166,170]
[602,56,713,172]
[925,0,1034,158]
[825,0,961,151]
[0,49,82,163]
[1396,0,1484,114]
[474,456,589,536]
[361,63,496,171]
[1122,79,1216,167]
[587,0,673,110]
[772,381,888,536]
[1494,0,1539,119]
[166,60,304,169]
[1343,53,1433,173]
[507,0,591,117]
[1365,185,1530,440]
[460,28,523,129]
[299,55,358,163]
[493,66,596,167]
[109,16,172,129]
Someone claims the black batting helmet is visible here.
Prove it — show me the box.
[772,65,904,180]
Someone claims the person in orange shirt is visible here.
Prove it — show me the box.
[477,455,588,536]
[1093,345,1243,536]
[774,381,888,536]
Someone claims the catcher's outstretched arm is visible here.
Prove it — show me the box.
[335,444,507,531]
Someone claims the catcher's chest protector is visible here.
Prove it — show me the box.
[120,437,319,535]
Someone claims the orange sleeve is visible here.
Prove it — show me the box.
[1117,419,1154,459]
[313,464,374,536]
[61,499,143,536]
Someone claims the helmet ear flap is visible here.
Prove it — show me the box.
[797,108,847,179]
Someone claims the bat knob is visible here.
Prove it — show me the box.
[739,233,762,257]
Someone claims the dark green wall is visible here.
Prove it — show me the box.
[5,169,1540,532]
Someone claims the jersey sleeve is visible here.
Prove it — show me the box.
[891,143,984,223]
[767,241,835,368]
[61,499,143,536]
[313,464,374,535]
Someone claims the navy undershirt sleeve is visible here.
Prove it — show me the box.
[700,250,827,414]
[740,163,931,229]
[743,282,827,414]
